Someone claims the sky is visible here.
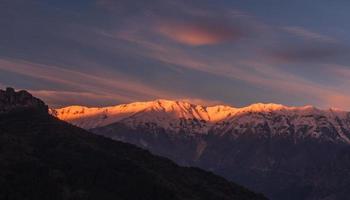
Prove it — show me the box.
[1,0,350,109]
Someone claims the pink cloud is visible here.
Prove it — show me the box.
[323,94,350,110]
[155,21,241,46]
[29,90,118,108]
[0,58,174,104]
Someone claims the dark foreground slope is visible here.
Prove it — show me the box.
[0,89,266,200]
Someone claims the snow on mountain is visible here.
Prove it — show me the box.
[53,99,210,131]
[214,104,350,143]
[52,99,350,143]
[52,99,244,131]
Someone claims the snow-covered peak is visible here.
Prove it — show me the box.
[142,99,209,119]
[206,105,238,122]
[243,103,286,111]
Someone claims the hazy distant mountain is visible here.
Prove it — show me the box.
[0,88,267,200]
[54,99,350,200]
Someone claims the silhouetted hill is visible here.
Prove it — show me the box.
[0,88,267,200]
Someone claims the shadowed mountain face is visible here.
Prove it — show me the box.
[92,124,350,200]
[54,100,350,200]
[0,88,267,200]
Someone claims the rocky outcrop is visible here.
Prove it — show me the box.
[0,87,48,113]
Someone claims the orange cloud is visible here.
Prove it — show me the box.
[156,21,241,46]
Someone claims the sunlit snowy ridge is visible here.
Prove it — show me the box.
[51,99,350,144]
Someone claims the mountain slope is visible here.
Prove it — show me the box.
[54,99,350,200]
[0,88,267,200]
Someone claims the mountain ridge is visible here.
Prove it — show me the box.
[53,99,346,123]
[53,99,350,144]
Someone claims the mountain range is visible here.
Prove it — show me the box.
[53,99,350,200]
[0,88,267,200]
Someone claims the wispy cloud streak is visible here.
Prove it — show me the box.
[283,26,337,42]
[0,58,175,104]
[114,31,350,109]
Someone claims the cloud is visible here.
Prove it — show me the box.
[0,58,175,104]
[4,0,350,110]
[283,26,336,42]
[0,58,222,107]
[97,0,253,47]
[101,3,350,110]
[28,90,225,108]
[311,64,350,109]
[323,94,350,110]
[270,43,350,62]
[114,31,350,109]
[269,27,349,63]
[29,90,118,108]
[155,20,242,46]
